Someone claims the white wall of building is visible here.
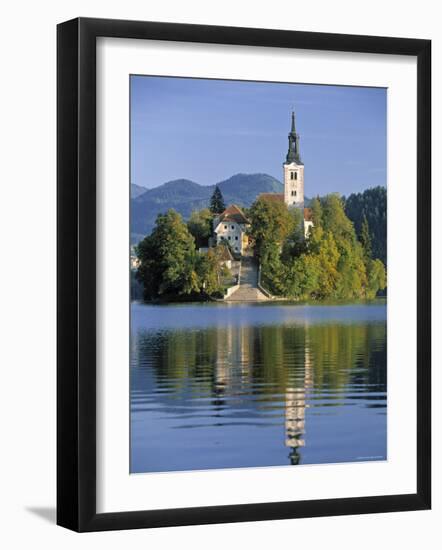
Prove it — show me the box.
[214,221,246,254]
[284,162,305,207]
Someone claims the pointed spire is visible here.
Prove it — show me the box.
[286,111,303,164]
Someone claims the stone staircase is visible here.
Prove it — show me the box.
[225,257,270,302]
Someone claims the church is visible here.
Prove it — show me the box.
[258,111,313,238]
[213,111,313,255]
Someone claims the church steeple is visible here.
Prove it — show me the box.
[283,111,305,209]
[286,111,303,165]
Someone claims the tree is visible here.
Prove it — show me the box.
[321,193,355,243]
[360,215,372,261]
[285,254,321,299]
[136,209,200,299]
[254,192,386,301]
[344,186,387,265]
[248,198,295,258]
[310,196,323,227]
[187,208,213,248]
[260,241,286,295]
[195,248,225,297]
[366,258,387,299]
[209,185,226,214]
[282,207,305,259]
[314,231,340,299]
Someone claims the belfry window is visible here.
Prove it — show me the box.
[291,190,297,197]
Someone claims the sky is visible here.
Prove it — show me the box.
[130,75,386,197]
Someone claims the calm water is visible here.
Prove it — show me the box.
[130,302,387,473]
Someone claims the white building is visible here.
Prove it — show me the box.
[213,204,250,255]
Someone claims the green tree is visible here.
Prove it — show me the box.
[366,258,387,299]
[321,193,355,243]
[261,241,286,295]
[345,186,387,265]
[360,215,372,261]
[209,185,226,214]
[285,254,321,299]
[195,250,219,296]
[136,209,200,299]
[314,230,340,299]
[248,197,295,258]
[282,207,305,259]
[310,196,323,227]
[187,208,213,248]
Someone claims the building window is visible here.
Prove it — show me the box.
[291,190,297,197]
[224,225,227,229]
[290,171,298,181]
[231,225,235,229]
[290,172,294,180]
[235,236,238,240]
[294,172,298,180]
[228,236,231,240]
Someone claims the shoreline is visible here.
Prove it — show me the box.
[132,297,387,307]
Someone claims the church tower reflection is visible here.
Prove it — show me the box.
[213,324,254,397]
[284,328,313,465]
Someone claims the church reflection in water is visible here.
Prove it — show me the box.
[284,337,313,464]
[132,313,387,470]
[200,323,316,465]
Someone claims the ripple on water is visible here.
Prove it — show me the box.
[130,302,387,473]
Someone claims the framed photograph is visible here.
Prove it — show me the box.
[57,17,431,532]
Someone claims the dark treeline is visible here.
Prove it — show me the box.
[344,186,386,265]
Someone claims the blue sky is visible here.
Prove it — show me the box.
[131,75,386,197]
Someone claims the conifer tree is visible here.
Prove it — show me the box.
[209,186,226,214]
[360,215,372,261]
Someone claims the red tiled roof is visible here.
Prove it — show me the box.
[218,204,249,224]
[258,193,284,203]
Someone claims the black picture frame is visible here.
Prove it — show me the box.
[57,17,431,532]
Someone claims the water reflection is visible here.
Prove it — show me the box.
[130,303,387,473]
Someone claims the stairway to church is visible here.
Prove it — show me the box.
[224,257,270,302]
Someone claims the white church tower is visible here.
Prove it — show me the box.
[283,112,304,209]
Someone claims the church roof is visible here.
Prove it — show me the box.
[258,193,284,203]
[217,204,249,224]
[304,207,313,221]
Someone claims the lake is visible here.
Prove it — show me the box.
[130,301,387,473]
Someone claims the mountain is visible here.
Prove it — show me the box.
[131,173,285,242]
[131,183,148,199]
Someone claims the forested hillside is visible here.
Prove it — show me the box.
[344,186,386,265]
